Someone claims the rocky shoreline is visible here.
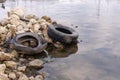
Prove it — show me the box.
[0,7,58,80]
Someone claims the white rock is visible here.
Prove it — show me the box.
[8,72,16,79]
[4,61,17,69]
[0,64,6,73]
[28,59,43,68]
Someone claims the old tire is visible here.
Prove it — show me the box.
[10,32,47,55]
[47,24,79,44]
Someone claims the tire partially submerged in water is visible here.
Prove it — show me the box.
[10,32,47,55]
[47,24,79,44]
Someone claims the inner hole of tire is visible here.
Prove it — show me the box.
[18,36,38,48]
[56,28,72,34]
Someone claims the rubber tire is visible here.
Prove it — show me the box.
[47,24,79,44]
[10,32,47,55]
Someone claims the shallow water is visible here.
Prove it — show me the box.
[1,0,120,80]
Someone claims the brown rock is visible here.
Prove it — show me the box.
[10,50,19,58]
[0,52,13,61]
[4,61,17,69]
[41,16,52,23]
[0,64,6,73]
[28,59,43,68]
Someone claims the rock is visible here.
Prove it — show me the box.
[4,61,17,69]
[10,50,19,58]
[18,66,26,72]
[33,23,41,33]
[0,73,9,80]
[35,75,44,80]
[19,58,26,62]
[9,14,20,20]
[41,16,52,23]
[53,42,64,49]
[8,72,16,79]
[18,73,28,80]
[29,76,35,80]
[0,64,6,73]
[8,7,25,18]
[28,59,43,68]
[0,27,8,34]
[25,14,39,20]
[0,18,9,26]
[0,52,14,61]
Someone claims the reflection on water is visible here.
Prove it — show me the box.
[1,0,120,80]
[46,44,78,58]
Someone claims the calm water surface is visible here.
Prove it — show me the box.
[1,0,120,80]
